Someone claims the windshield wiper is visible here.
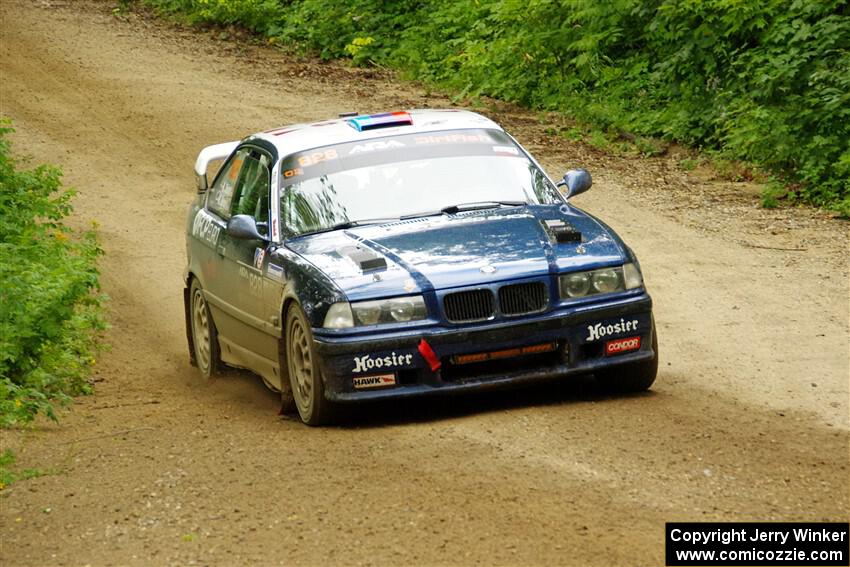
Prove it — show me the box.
[400,201,527,220]
[296,217,398,237]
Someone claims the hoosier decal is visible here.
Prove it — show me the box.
[353,352,414,373]
[586,318,639,341]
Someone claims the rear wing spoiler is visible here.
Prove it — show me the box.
[194,141,239,192]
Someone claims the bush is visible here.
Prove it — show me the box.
[0,124,106,427]
[141,0,850,214]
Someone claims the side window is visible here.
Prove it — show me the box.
[230,152,271,235]
[207,148,249,219]
[231,153,270,219]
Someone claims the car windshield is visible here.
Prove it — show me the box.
[279,129,562,236]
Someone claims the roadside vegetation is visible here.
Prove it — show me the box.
[140,0,849,215]
[0,123,106,431]
[0,449,51,490]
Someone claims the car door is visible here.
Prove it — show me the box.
[192,146,248,310]
[214,147,281,380]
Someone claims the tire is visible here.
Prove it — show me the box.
[285,304,334,426]
[278,340,296,416]
[595,321,658,393]
[189,278,223,379]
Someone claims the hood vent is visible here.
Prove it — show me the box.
[337,245,387,272]
[543,219,582,243]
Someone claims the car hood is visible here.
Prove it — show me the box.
[285,204,626,301]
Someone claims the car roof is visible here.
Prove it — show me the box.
[248,109,504,157]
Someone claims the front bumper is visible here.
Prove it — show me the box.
[314,293,654,402]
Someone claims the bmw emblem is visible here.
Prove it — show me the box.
[480,265,497,274]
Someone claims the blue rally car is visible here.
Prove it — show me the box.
[184,110,658,425]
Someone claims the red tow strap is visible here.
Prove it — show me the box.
[418,339,441,372]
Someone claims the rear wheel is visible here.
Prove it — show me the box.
[285,304,334,425]
[190,279,223,379]
[595,322,658,393]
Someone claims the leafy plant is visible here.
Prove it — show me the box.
[0,449,52,490]
[0,123,107,427]
[679,158,698,171]
[139,0,850,214]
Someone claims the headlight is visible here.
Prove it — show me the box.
[355,302,382,325]
[561,272,591,297]
[353,296,427,325]
[591,268,620,293]
[324,296,428,328]
[323,302,354,329]
[388,298,419,322]
[559,264,643,299]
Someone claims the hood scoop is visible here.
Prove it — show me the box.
[337,245,387,272]
[542,219,582,243]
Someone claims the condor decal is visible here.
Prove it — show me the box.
[352,373,397,390]
[605,336,641,356]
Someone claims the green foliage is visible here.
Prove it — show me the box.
[0,449,51,490]
[140,0,850,213]
[0,124,107,427]
[679,159,698,172]
[761,180,786,209]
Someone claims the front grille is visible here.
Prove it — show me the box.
[443,289,494,323]
[498,282,548,316]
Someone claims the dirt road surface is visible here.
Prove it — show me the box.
[1,2,848,565]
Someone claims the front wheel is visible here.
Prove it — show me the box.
[285,304,334,426]
[595,323,658,393]
[189,279,223,379]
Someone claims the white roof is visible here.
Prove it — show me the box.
[252,109,503,158]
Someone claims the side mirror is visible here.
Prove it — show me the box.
[226,214,267,241]
[196,173,208,193]
[557,168,592,199]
